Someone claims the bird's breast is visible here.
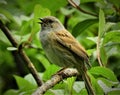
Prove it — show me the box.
[40,31,76,67]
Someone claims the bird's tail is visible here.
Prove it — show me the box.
[82,70,95,95]
[77,65,95,95]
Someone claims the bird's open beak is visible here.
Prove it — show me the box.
[38,18,44,24]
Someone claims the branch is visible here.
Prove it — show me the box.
[68,0,98,17]
[64,15,70,29]
[97,37,103,67]
[32,68,78,95]
[0,20,43,86]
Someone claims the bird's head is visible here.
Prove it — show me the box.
[39,16,64,31]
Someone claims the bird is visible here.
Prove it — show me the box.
[39,16,95,95]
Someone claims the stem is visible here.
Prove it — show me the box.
[97,37,103,67]
[68,0,98,17]
[0,20,43,86]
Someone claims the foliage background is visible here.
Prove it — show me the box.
[0,0,120,95]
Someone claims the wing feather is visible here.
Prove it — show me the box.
[52,30,89,61]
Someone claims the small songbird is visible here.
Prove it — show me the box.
[39,16,95,95]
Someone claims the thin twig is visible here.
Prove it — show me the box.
[64,15,70,29]
[32,68,78,95]
[68,0,98,17]
[0,20,43,86]
[97,37,103,67]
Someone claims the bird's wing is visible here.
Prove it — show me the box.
[52,29,89,62]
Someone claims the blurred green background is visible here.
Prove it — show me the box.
[0,0,120,95]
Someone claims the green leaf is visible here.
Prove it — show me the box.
[78,88,88,95]
[66,77,76,93]
[108,89,120,95]
[86,37,98,44]
[3,89,19,95]
[97,80,111,94]
[38,0,67,13]
[98,9,105,38]
[111,22,120,30]
[33,4,51,36]
[98,78,119,88]
[7,47,18,51]
[60,8,75,16]
[88,71,104,94]
[34,4,51,21]
[0,31,11,45]
[19,19,33,35]
[100,47,108,65]
[19,34,31,43]
[98,80,120,95]
[72,19,98,37]
[103,31,120,45]
[14,75,37,91]
[53,81,66,90]
[45,89,64,95]
[36,54,50,70]
[89,67,118,82]
[73,81,85,93]
[87,49,96,56]
[24,74,38,86]
[43,64,60,81]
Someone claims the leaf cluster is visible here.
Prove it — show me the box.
[0,0,120,95]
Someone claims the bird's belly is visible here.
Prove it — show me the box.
[42,41,76,67]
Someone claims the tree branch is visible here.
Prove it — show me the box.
[32,68,78,95]
[0,20,43,86]
[68,0,98,17]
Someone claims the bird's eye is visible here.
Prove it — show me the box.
[48,19,54,23]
